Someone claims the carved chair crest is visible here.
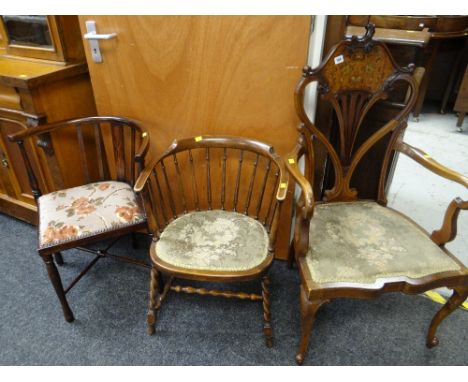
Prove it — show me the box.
[296,24,418,202]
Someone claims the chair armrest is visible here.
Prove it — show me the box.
[431,197,468,245]
[396,141,468,189]
[8,120,71,142]
[133,159,156,193]
[396,141,468,245]
[276,160,289,202]
[285,146,315,259]
[285,154,314,220]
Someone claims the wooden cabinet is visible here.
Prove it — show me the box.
[0,15,96,224]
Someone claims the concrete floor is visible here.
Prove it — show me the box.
[387,109,468,281]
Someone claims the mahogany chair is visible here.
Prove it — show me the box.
[286,25,468,364]
[134,135,288,347]
[8,116,150,322]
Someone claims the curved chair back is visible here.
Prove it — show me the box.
[8,116,149,200]
[135,135,288,250]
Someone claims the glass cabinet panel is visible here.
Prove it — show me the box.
[2,15,52,48]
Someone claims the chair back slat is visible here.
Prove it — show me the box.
[263,169,280,226]
[136,136,288,245]
[75,123,91,184]
[8,116,149,196]
[151,168,169,226]
[160,160,178,219]
[93,123,107,180]
[244,153,259,214]
[255,158,272,219]
[172,153,187,214]
[233,149,244,212]
[111,122,126,182]
[205,147,212,210]
[188,149,200,211]
[17,140,41,200]
[221,147,227,210]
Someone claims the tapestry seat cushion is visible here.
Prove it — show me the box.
[38,181,146,249]
[155,210,269,272]
[305,201,461,285]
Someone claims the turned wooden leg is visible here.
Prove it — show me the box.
[287,240,295,269]
[295,285,327,365]
[42,253,74,322]
[456,112,465,131]
[147,266,160,335]
[53,252,64,266]
[261,275,273,348]
[426,287,467,348]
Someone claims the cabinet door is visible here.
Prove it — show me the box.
[78,16,311,259]
[0,118,46,223]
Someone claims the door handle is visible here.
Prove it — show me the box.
[84,32,117,40]
[84,20,117,63]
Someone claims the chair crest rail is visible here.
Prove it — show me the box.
[295,23,418,202]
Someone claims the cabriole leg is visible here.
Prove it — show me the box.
[147,266,160,335]
[261,275,273,347]
[426,286,467,348]
[295,285,326,365]
[42,253,74,322]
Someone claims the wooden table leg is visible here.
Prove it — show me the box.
[413,39,440,121]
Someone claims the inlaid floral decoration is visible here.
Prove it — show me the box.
[38,181,145,248]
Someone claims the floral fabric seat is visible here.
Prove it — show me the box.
[155,210,269,272]
[305,201,461,285]
[38,181,146,249]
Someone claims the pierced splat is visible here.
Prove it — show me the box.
[332,90,380,165]
[295,24,417,202]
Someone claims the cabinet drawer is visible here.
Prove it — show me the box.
[0,84,21,110]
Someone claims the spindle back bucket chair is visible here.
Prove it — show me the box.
[286,24,468,364]
[134,135,288,347]
[8,116,150,322]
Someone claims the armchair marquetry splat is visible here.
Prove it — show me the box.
[286,24,468,365]
[8,116,150,322]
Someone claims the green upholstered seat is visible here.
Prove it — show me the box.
[305,201,461,285]
[155,210,269,272]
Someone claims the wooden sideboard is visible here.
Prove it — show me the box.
[0,16,96,224]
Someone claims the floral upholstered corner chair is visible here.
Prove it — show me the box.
[9,116,150,322]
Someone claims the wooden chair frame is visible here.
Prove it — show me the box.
[134,135,288,347]
[286,24,468,364]
[8,116,150,322]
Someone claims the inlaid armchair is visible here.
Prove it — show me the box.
[286,25,468,364]
[8,116,150,322]
[134,136,288,347]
